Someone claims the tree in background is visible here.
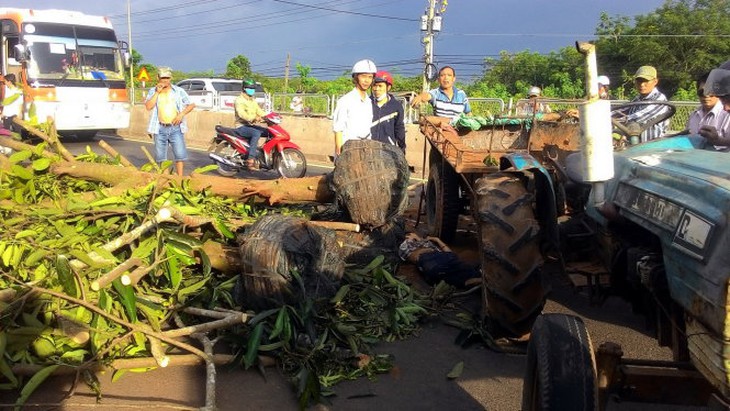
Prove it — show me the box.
[225,55,252,79]
[595,0,730,98]
[470,47,584,99]
[295,63,317,92]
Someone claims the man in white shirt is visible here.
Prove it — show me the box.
[685,72,730,149]
[332,59,377,156]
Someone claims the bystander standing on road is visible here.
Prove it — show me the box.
[235,79,267,169]
[515,86,552,116]
[144,66,195,177]
[370,70,406,151]
[612,66,669,143]
[682,72,730,149]
[410,65,471,120]
[332,59,377,156]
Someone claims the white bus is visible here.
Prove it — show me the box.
[0,8,130,139]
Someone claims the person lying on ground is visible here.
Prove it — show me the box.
[398,232,481,288]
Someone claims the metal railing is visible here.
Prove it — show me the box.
[271,93,332,117]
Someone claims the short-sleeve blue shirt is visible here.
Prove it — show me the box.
[429,86,471,119]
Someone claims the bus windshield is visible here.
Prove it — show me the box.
[23,22,125,82]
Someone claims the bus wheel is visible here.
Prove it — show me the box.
[521,314,598,411]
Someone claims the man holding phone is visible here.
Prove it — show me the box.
[145,66,195,176]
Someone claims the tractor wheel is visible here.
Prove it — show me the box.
[475,172,546,337]
[425,148,461,243]
[521,314,598,411]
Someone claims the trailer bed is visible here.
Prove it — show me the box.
[419,115,581,174]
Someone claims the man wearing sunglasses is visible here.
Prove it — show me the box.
[683,72,730,149]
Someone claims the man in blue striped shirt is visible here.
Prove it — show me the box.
[411,66,471,120]
[613,66,669,143]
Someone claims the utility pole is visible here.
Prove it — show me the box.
[127,0,134,104]
[283,53,290,92]
[420,0,445,92]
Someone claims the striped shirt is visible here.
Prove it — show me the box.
[620,88,669,142]
[429,87,471,119]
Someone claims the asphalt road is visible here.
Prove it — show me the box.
[75,131,337,179]
[0,134,709,410]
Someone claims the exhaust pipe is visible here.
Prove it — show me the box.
[576,41,614,205]
[208,152,238,168]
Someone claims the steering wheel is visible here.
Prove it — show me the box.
[610,101,676,145]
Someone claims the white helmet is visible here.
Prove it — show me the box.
[528,86,541,97]
[352,59,377,75]
[597,75,610,86]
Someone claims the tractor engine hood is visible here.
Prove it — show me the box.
[604,136,730,397]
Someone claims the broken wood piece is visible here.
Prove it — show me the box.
[98,139,135,167]
[70,207,175,270]
[308,220,361,232]
[149,337,170,368]
[120,264,154,286]
[10,354,236,376]
[13,117,75,162]
[163,312,248,338]
[91,257,142,291]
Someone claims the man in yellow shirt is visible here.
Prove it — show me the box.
[234,79,267,169]
[145,66,195,176]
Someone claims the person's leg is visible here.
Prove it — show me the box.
[168,125,188,176]
[154,127,170,164]
[235,125,263,164]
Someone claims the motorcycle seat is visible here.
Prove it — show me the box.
[215,125,240,135]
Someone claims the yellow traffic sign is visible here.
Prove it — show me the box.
[137,67,150,82]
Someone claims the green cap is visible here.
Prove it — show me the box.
[634,66,657,81]
[157,66,172,78]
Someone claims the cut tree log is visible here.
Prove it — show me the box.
[50,160,335,204]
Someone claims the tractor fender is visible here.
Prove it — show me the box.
[499,152,560,252]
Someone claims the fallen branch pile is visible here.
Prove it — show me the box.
[0,123,432,409]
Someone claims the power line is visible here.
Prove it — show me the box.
[270,0,418,22]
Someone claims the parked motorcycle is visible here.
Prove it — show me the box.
[207,112,307,178]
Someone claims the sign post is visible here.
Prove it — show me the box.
[137,67,150,90]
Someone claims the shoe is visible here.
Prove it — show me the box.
[245,159,255,170]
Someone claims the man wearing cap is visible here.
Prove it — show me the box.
[370,70,406,151]
[145,66,195,176]
[410,66,471,120]
[333,59,377,156]
[613,66,669,143]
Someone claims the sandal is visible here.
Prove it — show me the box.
[245,159,256,170]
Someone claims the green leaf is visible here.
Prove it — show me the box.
[269,308,287,340]
[11,164,33,180]
[112,279,138,322]
[31,158,51,171]
[446,361,464,379]
[244,323,264,369]
[193,164,219,174]
[15,364,60,409]
[330,284,350,304]
[55,255,78,298]
[176,277,209,303]
[8,150,32,164]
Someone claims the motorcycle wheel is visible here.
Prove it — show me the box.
[275,148,307,178]
[213,142,240,177]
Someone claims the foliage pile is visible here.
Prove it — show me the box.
[0,142,431,408]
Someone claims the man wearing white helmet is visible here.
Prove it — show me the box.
[597,75,611,100]
[516,86,551,116]
[332,59,377,155]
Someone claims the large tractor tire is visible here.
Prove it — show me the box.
[475,172,546,338]
[425,148,461,243]
[522,314,598,411]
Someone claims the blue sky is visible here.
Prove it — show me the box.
[8,0,667,80]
